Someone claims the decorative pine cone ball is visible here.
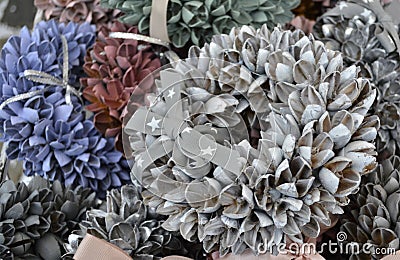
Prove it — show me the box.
[100,0,300,48]
[0,20,95,158]
[123,25,379,256]
[0,20,131,198]
[64,185,204,259]
[18,91,132,199]
[313,0,400,159]
[340,155,400,259]
[34,0,121,29]
[289,0,393,34]
[0,176,100,259]
[313,0,399,76]
[81,21,161,153]
[369,57,400,160]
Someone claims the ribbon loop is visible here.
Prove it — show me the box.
[0,35,80,110]
[109,32,170,47]
[150,0,170,43]
[73,234,132,260]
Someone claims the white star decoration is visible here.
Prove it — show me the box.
[361,8,372,17]
[167,88,176,99]
[147,117,161,132]
[182,127,192,134]
[201,146,216,156]
[136,157,144,168]
[338,2,348,9]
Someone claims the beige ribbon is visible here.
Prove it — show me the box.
[73,234,132,260]
[150,0,171,43]
[0,35,80,110]
[33,9,44,27]
[71,216,398,260]
[108,33,180,63]
[109,0,171,47]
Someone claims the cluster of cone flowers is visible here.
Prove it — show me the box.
[0,0,399,259]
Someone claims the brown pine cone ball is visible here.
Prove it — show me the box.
[81,21,162,152]
[34,0,120,28]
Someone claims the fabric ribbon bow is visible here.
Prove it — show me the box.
[0,35,80,110]
[124,69,245,202]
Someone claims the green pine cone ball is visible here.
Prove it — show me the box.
[100,0,300,48]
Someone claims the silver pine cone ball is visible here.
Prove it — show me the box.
[340,155,400,259]
[0,176,99,259]
[123,25,379,256]
[313,0,400,159]
[64,185,204,259]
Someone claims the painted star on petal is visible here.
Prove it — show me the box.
[338,2,348,9]
[137,157,144,168]
[147,117,161,132]
[182,127,192,134]
[167,88,176,99]
[361,8,372,17]
[201,146,216,156]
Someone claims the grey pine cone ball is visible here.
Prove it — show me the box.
[313,0,400,159]
[0,176,99,259]
[123,25,379,256]
[341,155,400,259]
